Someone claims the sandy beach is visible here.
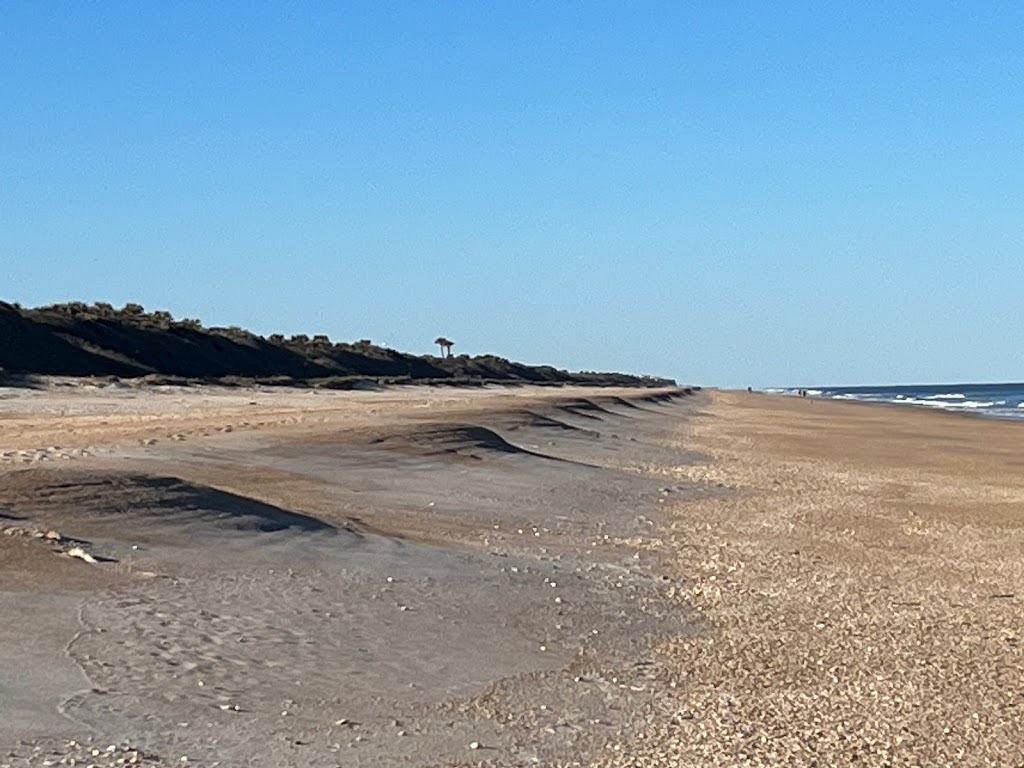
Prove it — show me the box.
[3,384,1023,766]
[606,392,1024,766]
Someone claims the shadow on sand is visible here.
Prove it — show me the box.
[0,470,335,534]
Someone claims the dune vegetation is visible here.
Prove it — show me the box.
[0,301,674,389]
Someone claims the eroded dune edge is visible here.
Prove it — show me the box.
[1,384,707,767]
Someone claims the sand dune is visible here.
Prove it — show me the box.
[555,398,613,421]
[369,424,564,462]
[0,382,701,767]
[500,410,598,435]
[1,470,337,535]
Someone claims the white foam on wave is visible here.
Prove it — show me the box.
[979,407,1024,421]
[818,385,1024,422]
[827,393,1002,410]
[898,398,997,410]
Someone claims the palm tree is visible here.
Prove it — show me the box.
[434,337,454,358]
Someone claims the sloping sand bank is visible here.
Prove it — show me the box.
[0,384,706,767]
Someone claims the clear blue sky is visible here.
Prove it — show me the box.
[3,2,1022,387]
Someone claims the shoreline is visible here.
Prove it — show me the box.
[757,388,1024,428]
[758,386,1024,424]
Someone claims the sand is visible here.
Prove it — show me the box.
[3,384,1022,766]
[0,382,704,767]
[600,392,1024,766]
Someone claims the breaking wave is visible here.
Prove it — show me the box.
[768,382,1024,422]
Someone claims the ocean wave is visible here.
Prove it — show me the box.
[780,382,1024,423]
[830,393,884,402]
[827,394,1003,410]
[898,398,997,409]
[979,407,1024,421]
[772,388,823,397]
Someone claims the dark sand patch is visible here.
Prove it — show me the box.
[368,424,571,463]
[1,469,335,536]
[554,398,615,421]
[607,396,641,410]
[500,410,599,436]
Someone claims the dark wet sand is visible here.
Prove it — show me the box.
[0,385,704,767]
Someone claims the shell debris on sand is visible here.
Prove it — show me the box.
[3,739,158,767]
[65,546,98,564]
[1,523,108,565]
[595,392,1024,767]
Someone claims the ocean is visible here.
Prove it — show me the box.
[766,382,1024,422]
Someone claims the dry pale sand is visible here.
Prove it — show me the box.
[3,384,1022,767]
[0,382,706,767]
[598,392,1024,767]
